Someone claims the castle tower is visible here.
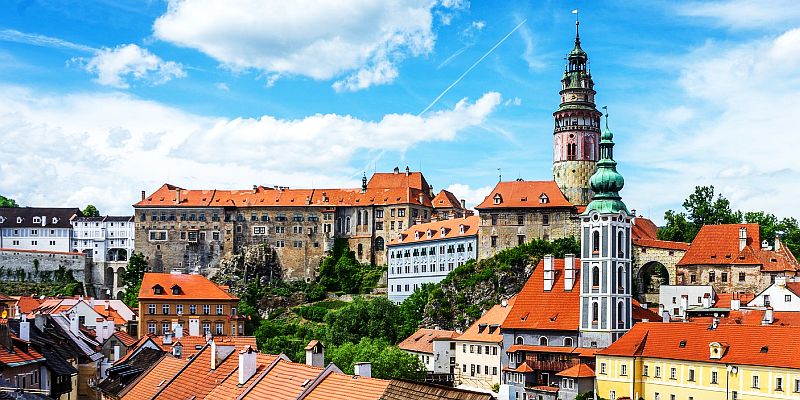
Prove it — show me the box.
[578,114,632,348]
[552,17,602,206]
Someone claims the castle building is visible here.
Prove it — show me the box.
[133,168,468,280]
[387,216,478,304]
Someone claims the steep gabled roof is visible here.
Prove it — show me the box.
[475,181,573,210]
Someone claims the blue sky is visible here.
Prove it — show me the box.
[1,0,799,224]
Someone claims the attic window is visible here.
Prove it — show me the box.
[760,346,768,353]
[493,194,502,205]
[679,340,686,348]
[539,193,549,204]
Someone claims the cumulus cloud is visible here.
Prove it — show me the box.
[623,27,800,221]
[0,85,501,214]
[80,44,186,88]
[675,0,800,29]
[152,0,458,90]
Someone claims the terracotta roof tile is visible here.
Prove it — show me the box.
[138,273,239,301]
[389,216,479,245]
[475,181,573,210]
[677,224,799,272]
[398,328,459,354]
[599,322,800,369]
[456,297,516,343]
[555,363,595,378]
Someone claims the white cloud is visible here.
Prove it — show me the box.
[0,29,95,53]
[0,85,501,214]
[80,44,186,88]
[153,0,458,90]
[444,183,493,210]
[675,0,800,29]
[623,27,800,222]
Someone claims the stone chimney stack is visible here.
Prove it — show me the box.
[19,314,30,342]
[238,345,257,385]
[564,254,576,291]
[739,226,747,251]
[354,362,372,378]
[543,255,555,291]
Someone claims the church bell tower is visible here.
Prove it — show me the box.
[552,17,602,206]
[578,113,632,348]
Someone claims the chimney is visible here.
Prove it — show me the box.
[172,341,183,358]
[19,314,30,342]
[175,189,181,205]
[188,318,200,336]
[543,255,555,291]
[460,199,466,209]
[730,299,740,311]
[305,340,325,367]
[354,362,372,378]
[69,312,79,335]
[238,345,257,385]
[141,190,146,201]
[564,254,576,291]
[762,308,774,325]
[739,227,747,251]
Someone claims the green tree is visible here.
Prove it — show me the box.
[327,338,426,380]
[658,186,742,242]
[398,283,435,340]
[325,297,401,346]
[120,252,148,308]
[0,195,18,208]
[82,204,100,217]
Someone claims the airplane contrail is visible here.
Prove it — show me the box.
[419,18,528,116]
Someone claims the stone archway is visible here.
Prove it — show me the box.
[636,261,670,303]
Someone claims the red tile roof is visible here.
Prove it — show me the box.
[598,322,800,369]
[389,216,479,245]
[456,297,516,343]
[475,181,573,210]
[138,273,239,301]
[677,224,799,272]
[432,190,465,210]
[556,364,595,378]
[398,328,459,354]
[501,258,581,331]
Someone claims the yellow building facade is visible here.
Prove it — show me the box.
[596,322,800,400]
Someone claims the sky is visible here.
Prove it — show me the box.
[1,0,799,224]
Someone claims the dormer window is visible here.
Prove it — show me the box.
[171,285,182,295]
[152,285,164,295]
[493,194,502,205]
[539,193,549,204]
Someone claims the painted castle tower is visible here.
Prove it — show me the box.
[578,115,632,348]
[552,18,602,206]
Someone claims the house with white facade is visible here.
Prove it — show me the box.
[454,296,515,390]
[387,216,478,303]
[398,328,459,374]
[0,207,81,252]
[749,277,800,311]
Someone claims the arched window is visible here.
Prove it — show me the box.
[539,337,548,346]
[592,231,600,255]
[592,302,599,324]
[592,266,600,288]
[374,237,385,251]
[563,337,574,347]
[515,336,524,345]
[617,231,625,257]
